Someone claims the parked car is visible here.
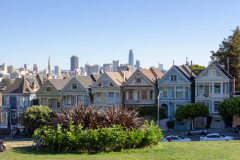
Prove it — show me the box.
[200,133,234,141]
[162,135,191,142]
[186,128,208,136]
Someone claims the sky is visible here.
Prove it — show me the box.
[0,0,240,71]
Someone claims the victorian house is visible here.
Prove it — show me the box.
[36,78,71,111]
[123,68,163,109]
[195,61,234,128]
[158,64,196,130]
[0,74,45,133]
[91,71,132,107]
[61,74,101,107]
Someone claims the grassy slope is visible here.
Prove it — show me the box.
[1,141,240,160]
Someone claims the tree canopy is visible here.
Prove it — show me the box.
[20,105,54,134]
[136,105,168,121]
[188,64,205,75]
[0,78,13,87]
[210,26,240,90]
[218,97,240,127]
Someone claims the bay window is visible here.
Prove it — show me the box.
[176,86,183,98]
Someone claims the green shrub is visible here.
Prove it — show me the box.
[33,120,163,152]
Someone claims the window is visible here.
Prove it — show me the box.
[48,99,52,107]
[72,84,77,89]
[150,90,153,100]
[185,88,188,98]
[163,87,167,97]
[214,83,221,94]
[171,75,177,81]
[199,85,204,94]
[24,97,29,107]
[142,90,147,100]
[96,93,101,102]
[5,96,9,106]
[138,91,140,99]
[67,97,71,105]
[12,113,16,119]
[57,99,61,107]
[103,81,108,87]
[176,86,183,98]
[46,87,51,92]
[129,91,133,99]
[116,93,120,103]
[19,97,23,107]
[223,83,225,93]
[214,101,220,112]
[77,95,83,105]
[208,69,216,77]
[41,98,47,106]
[84,96,88,105]
[136,78,141,83]
[0,113,7,126]
[108,92,114,103]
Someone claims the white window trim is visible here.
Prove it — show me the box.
[72,84,78,89]
[96,93,101,102]
[162,87,168,97]
[5,96,10,106]
[170,74,177,81]
[198,85,204,94]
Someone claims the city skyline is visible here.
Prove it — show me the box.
[1,1,240,70]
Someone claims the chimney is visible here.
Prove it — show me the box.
[227,56,229,74]
[32,82,36,90]
[191,61,193,76]
[123,74,126,83]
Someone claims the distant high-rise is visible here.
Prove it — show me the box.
[92,65,100,74]
[103,63,112,72]
[112,60,120,72]
[7,65,16,73]
[128,49,134,67]
[24,64,29,71]
[71,56,78,71]
[55,65,61,78]
[136,60,140,69]
[48,57,52,75]
[33,64,39,73]
[1,63,7,73]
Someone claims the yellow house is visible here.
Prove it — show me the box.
[91,71,132,107]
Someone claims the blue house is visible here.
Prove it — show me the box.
[158,64,196,130]
[0,74,45,135]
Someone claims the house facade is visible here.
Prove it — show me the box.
[195,62,234,128]
[124,68,163,109]
[0,74,45,133]
[158,65,196,130]
[91,71,132,107]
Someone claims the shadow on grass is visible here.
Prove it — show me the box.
[12,146,107,155]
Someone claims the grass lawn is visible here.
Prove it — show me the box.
[1,141,240,160]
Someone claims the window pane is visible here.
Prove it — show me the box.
[176,87,183,98]
[57,99,61,107]
[46,87,51,92]
[163,87,168,97]
[97,93,101,102]
[48,99,52,107]
[0,113,7,126]
[142,90,147,100]
[215,84,220,93]
[41,98,47,106]
[72,84,77,89]
[129,91,133,99]
[199,85,204,94]
[108,92,114,103]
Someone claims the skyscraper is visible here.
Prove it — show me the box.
[71,56,78,71]
[136,60,140,69]
[55,65,61,78]
[33,64,39,73]
[112,60,120,72]
[24,64,29,71]
[48,57,52,75]
[128,49,134,67]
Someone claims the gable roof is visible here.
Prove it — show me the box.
[48,78,71,91]
[175,65,196,83]
[106,71,132,86]
[214,62,233,79]
[2,74,46,94]
[90,74,102,82]
[139,68,163,83]
[75,76,96,89]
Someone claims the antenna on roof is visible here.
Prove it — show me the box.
[173,60,174,66]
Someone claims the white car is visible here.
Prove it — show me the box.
[200,133,234,141]
[186,129,208,135]
[162,135,191,142]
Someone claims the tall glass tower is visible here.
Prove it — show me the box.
[128,49,134,67]
[71,55,79,71]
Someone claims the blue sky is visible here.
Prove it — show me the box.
[0,0,240,71]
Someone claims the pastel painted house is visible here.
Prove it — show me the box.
[195,61,234,128]
[91,71,132,107]
[124,68,163,109]
[158,64,196,130]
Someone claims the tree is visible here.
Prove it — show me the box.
[210,26,240,90]
[188,64,205,75]
[136,105,168,121]
[218,97,240,127]
[20,105,54,135]
[0,78,13,87]
[175,103,209,129]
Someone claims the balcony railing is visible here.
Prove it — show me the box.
[125,100,155,104]
[159,98,190,101]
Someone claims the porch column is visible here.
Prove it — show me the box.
[183,86,185,98]
[114,92,116,104]
[212,83,214,94]
[83,95,85,105]
[221,82,223,94]
[76,95,77,105]
[47,98,49,107]
[195,85,197,97]
[174,86,176,98]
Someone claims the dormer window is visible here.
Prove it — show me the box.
[171,75,177,81]
[72,84,77,89]
[198,85,204,94]
[103,80,108,87]
[208,68,216,77]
